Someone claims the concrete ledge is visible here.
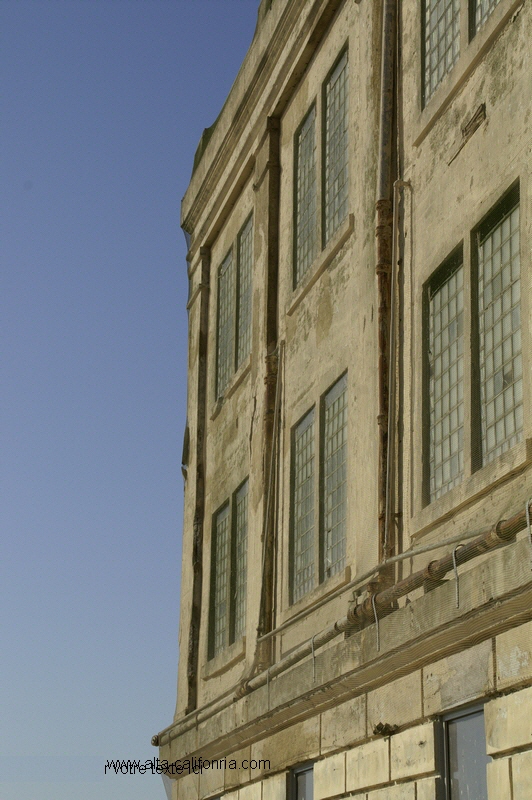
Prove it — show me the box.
[160,538,532,774]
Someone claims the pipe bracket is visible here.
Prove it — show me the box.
[371,593,380,652]
[452,544,465,608]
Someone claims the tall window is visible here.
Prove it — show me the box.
[216,252,235,397]
[294,107,317,285]
[236,215,253,367]
[209,479,249,658]
[324,50,349,245]
[423,0,461,103]
[441,706,491,799]
[475,189,522,464]
[423,1,509,104]
[292,410,316,603]
[294,49,349,287]
[291,375,347,603]
[322,373,348,577]
[233,481,248,641]
[426,251,465,502]
[216,215,254,397]
[424,184,521,503]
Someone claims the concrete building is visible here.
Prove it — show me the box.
[155,1,532,798]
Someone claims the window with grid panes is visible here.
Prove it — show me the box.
[215,216,254,397]
[423,0,460,103]
[292,410,316,602]
[475,188,522,465]
[294,106,317,286]
[322,374,347,578]
[426,251,465,501]
[424,184,522,504]
[236,216,253,368]
[209,479,249,658]
[324,50,349,245]
[423,0,510,104]
[216,252,235,397]
[471,0,501,36]
[211,503,231,657]
[291,374,348,602]
[293,49,349,287]
[233,481,248,641]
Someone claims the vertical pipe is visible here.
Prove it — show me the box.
[375,0,397,566]
[255,117,281,671]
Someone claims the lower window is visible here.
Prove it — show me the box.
[290,373,348,603]
[440,706,492,799]
[288,763,313,800]
[208,479,248,659]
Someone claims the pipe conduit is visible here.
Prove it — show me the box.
[155,502,531,745]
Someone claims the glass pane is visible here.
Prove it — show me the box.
[478,201,522,464]
[324,51,349,244]
[474,0,501,34]
[236,216,253,367]
[429,264,464,500]
[216,251,235,396]
[233,480,248,641]
[296,768,313,800]
[424,0,460,102]
[294,106,317,285]
[212,505,230,656]
[447,710,491,799]
[292,410,315,602]
[323,375,347,578]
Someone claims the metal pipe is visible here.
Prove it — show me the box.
[384,179,411,559]
[156,502,531,745]
[346,504,530,628]
[257,523,491,644]
[375,0,397,565]
[377,0,397,203]
[243,117,282,682]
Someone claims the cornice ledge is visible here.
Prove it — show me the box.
[182,0,345,238]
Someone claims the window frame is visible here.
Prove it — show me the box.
[288,762,314,800]
[293,46,349,289]
[422,182,522,507]
[438,704,492,800]
[421,0,510,108]
[422,245,465,506]
[208,478,249,660]
[469,0,502,40]
[322,47,349,249]
[421,0,461,107]
[470,182,522,470]
[290,373,348,604]
[293,104,318,288]
[215,214,254,398]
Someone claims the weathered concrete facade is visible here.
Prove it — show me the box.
[156,1,531,798]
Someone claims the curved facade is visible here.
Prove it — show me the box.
[157,2,532,799]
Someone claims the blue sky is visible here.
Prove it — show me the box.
[1,2,259,797]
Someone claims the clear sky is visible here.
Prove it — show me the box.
[1,2,259,798]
